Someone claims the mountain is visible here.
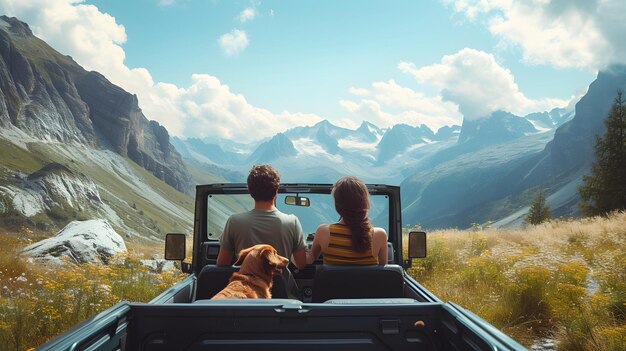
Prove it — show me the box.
[175,119,442,185]
[171,137,246,165]
[0,16,196,246]
[524,107,573,131]
[432,125,461,141]
[401,65,626,228]
[354,121,383,143]
[541,65,626,175]
[493,64,626,224]
[400,129,554,229]
[376,124,435,165]
[285,120,354,140]
[173,109,566,198]
[458,111,537,145]
[246,133,298,164]
[0,16,192,193]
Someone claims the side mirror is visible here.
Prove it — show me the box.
[404,231,426,268]
[165,233,191,273]
[165,233,186,260]
[285,195,310,207]
[408,231,427,258]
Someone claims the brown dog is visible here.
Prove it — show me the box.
[211,244,289,299]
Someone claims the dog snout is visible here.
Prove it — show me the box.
[279,255,289,267]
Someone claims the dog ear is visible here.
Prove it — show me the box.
[235,246,254,266]
[260,247,284,275]
[263,248,281,266]
[259,248,275,273]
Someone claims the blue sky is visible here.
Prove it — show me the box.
[2,0,623,140]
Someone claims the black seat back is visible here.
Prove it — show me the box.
[195,265,293,300]
[195,265,238,300]
[312,264,405,302]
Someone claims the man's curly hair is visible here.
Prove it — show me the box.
[247,164,280,201]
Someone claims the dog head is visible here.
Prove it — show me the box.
[235,244,289,279]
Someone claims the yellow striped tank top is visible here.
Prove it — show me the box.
[323,223,378,265]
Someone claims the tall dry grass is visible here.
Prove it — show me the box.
[406,212,626,350]
[1,213,625,350]
[0,230,185,351]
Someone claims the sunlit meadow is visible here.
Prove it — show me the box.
[406,211,626,350]
[0,231,185,351]
[1,213,625,350]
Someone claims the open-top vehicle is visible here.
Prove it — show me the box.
[38,183,527,351]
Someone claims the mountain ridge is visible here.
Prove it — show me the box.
[0,16,192,193]
[401,65,626,228]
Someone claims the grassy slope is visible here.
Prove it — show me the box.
[0,138,45,174]
[184,159,228,185]
[0,138,195,251]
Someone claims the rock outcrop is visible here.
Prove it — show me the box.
[22,219,127,264]
[0,163,102,218]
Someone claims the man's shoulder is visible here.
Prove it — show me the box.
[228,211,265,226]
[273,210,299,223]
[229,211,252,221]
[230,210,295,222]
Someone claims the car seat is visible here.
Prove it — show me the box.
[312,264,404,302]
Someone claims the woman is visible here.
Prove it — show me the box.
[306,176,388,265]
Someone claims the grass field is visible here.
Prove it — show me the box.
[0,231,185,350]
[406,212,626,350]
[0,213,625,350]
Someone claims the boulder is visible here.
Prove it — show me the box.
[23,219,127,264]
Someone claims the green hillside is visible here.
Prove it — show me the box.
[0,137,195,247]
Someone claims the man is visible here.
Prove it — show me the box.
[216,164,307,270]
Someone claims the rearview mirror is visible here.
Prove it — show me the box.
[284,195,310,207]
[165,233,186,260]
[408,231,427,259]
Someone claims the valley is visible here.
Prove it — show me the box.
[1,11,625,350]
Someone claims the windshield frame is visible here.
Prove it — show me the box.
[192,183,402,271]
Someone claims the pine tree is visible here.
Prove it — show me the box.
[525,190,551,225]
[578,91,626,216]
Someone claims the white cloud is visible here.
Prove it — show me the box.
[218,29,249,56]
[371,80,457,116]
[339,99,398,128]
[0,0,321,140]
[348,87,370,96]
[444,0,626,70]
[399,48,569,120]
[340,80,462,130]
[159,74,323,139]
[237,7,257,23]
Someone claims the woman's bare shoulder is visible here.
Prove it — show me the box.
[315,224,331,237]
[313,224,331,247]
[372,226,387,235]
[372,227,388,240]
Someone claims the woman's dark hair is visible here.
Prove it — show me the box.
[247,164,280,201]
[332,176,372,253]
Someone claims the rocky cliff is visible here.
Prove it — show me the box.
[0,16,191,193]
